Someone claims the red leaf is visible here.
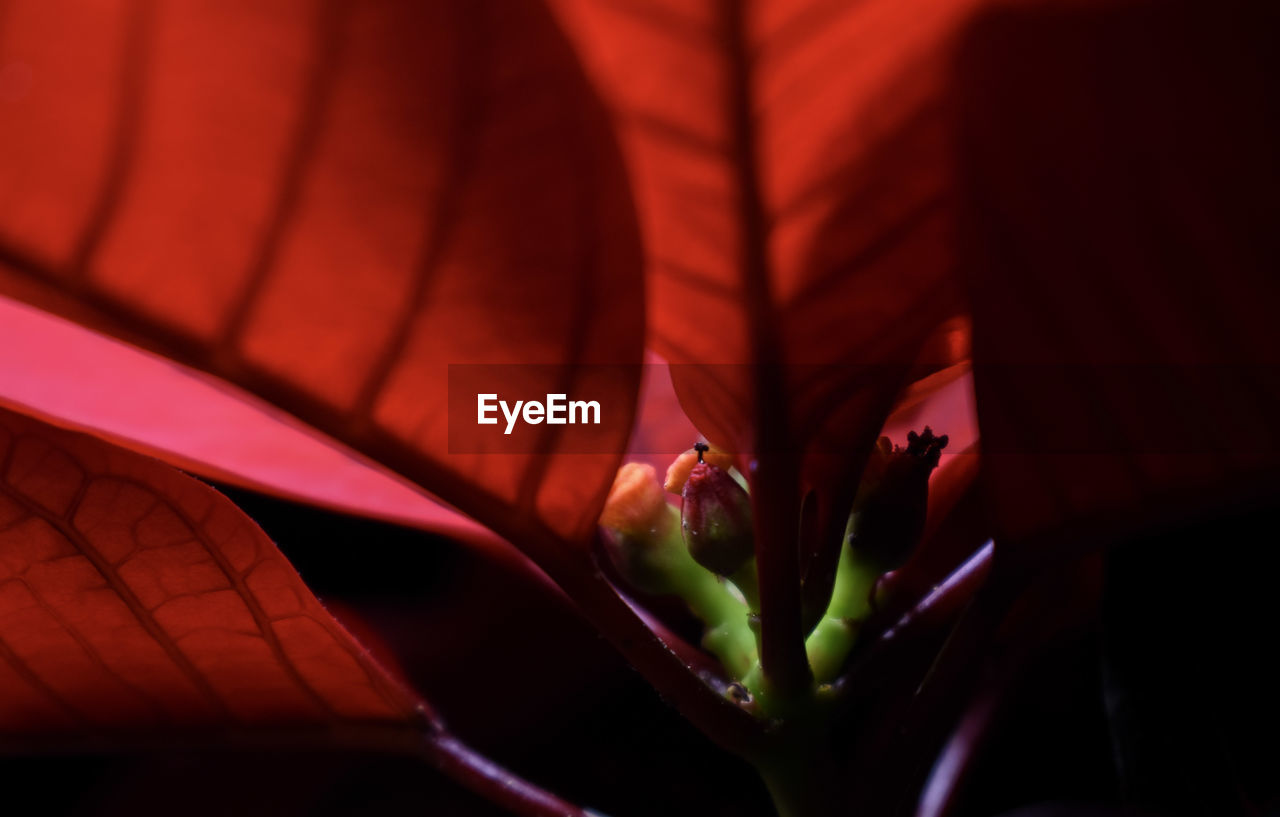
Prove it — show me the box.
[0,295,497,547]
[549,0,976,461]
[0,1,644,554]
[0,404,424,741]
[624,351,703,471]
[548,1,982,689]
[953,1,1280,553]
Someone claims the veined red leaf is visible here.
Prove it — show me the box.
[0,404,603,814]
[0,0,643,556]
[954,1,1280,553]
[548,0,982,689]
[0,404,424,744]
[549,0,976,462]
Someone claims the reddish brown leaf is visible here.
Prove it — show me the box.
[549,0,976,460]
[0,402,606,812]
[624,351,703,473]
[0,5,758,753]
[547,1,982,690]
[953,1,1280,553]
[0,404,424,741]
[0,0,644,556]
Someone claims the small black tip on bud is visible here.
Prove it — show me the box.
[693,441,710,463]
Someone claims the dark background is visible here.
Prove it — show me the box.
[5,482,1275,816]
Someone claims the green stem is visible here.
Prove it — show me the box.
[756,743,840,817]
[728,559,762,610]
[734,559,817,716]
[726,559,769,702]
[639,505,758,679]
[676,567,757,679]
[805,531,881,683]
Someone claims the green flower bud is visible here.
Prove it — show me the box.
[805,428,949,683]
[681,443,755,576]
[599,463,685,594]
[599,459,759,679]
[850,426,948,573]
